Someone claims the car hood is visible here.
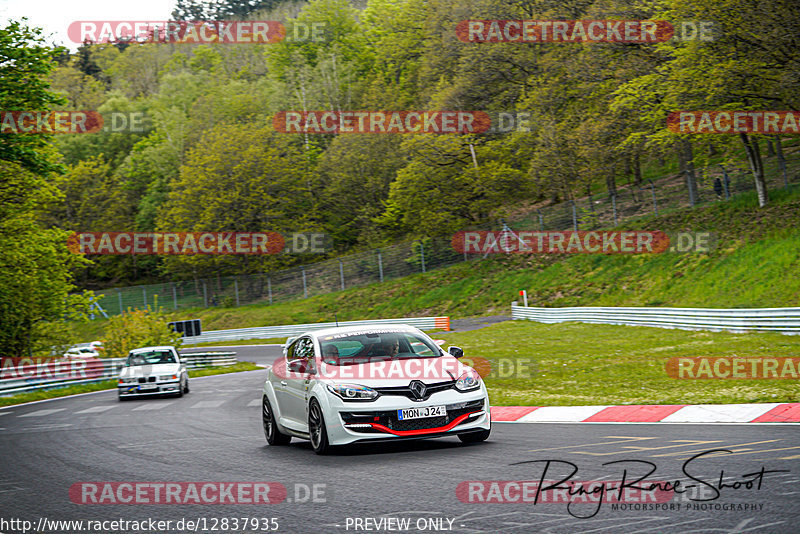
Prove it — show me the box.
[317,355,473,387]
[120,363,181,378]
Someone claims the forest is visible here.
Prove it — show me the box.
[1,0,798,355]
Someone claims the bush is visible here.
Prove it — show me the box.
[104,305,182,359]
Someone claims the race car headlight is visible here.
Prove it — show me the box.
[326,384,379,401]
[159,374,178,381]
[455,371,481,392]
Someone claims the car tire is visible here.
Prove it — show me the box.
[175,380,184,397]
[262,396,291,445]
[183,376,190,394]
[308,399,332,455]
[458,428,491,444]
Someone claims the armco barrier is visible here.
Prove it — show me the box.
[181,316,451,344]
[0,352,237,397]
[511,305,800,334]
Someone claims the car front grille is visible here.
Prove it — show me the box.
[373,380,455,401]
[341,399,484,433]
[137,377,156,384]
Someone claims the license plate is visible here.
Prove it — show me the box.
[398,405,446,420]
[139,384,158,391]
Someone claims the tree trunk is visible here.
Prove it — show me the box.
[774,135,788,188]
[623,154,631,185]
[633,151,643,186]
[766,137,775,157]
[740,133,768,207]
[606,162,617,197]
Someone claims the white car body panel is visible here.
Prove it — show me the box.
[262,325,491,447]
[117,346,187,398]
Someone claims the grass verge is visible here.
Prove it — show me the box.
[0,362,261,408]
[445,321,800,406]
[71,187,800,343]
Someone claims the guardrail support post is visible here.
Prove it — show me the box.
[339,260,345,291]
[118,290,123,314]
[203,282,208,308]
[537,209,544,231]
[172,283,177,310]
[234,278,240,306]
[378,251,384,282]
[302,268,308,298]
[420,242,426,273]
[268,276,273,305]
[143,288,147,308]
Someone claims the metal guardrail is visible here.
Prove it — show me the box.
[181,316,451,344]
[0,352,237,397]
[511,305,800,334]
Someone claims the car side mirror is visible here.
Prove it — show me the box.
[447,346,464,359]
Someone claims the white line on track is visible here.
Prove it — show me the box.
[75,405,116,414]
[131,403,172,411]
[190,400,225,408]
[18,408,65,417]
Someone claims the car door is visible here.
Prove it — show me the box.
[273,339,299,422]
[284,337,316,426]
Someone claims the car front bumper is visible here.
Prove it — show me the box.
[118,380,181,397]
[322,387,491,446]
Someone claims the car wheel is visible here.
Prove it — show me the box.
[458,428,491,444]
[262,396,291,445]
[183,376,190,394]
[308,399,331,455]
[175,379,184,397]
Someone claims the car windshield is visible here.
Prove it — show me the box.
[126,350,176,366]
[318,330,441,366]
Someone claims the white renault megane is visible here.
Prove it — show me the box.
[261,324,491,454]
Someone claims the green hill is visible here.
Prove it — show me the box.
[73,186,800,340]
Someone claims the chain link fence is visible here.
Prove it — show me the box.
[511,155,799,232]
[91,149,800,317]
[93,237,474,316]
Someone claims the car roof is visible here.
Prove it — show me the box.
[306,324,420,339]
[129,346,176,354]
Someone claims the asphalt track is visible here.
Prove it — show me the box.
[0,345,798,534]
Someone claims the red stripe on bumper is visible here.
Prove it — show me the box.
[368,411,480,436]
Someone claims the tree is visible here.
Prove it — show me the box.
[156,123,313,279]
[104,305,183,360]
[0,20,92,357]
